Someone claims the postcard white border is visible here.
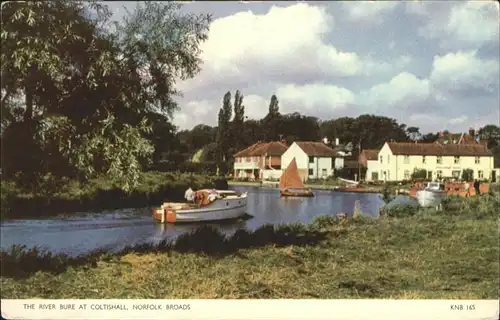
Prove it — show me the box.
[1,299,499,320]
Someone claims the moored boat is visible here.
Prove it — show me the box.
[332,186,379,194]
[152,189,248,224]
[416,181,446,208]
[279,158,314,197]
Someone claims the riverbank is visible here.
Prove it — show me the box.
[228,179,410,192]
[1,195,497,299]
[1,172,217,219]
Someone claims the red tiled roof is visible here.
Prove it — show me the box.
[234,141,288,157]
[234,142,266,157]
[387,142,492,156]
[362,149,379,161]
[295,141,338,157]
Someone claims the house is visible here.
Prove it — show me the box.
[374,142,494,181]
[359,149,380,181]
[233,141,288,180]
[435,128,488,146]
[281,141,343,181]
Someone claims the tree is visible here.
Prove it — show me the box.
[262,94,281,141]
[216,91,232,174]
[231,90,245,152]
[1,1,211,190]
[478,125,500,149]
[406,126,422,141]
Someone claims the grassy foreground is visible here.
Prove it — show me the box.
[1,195,498,299]
[1,171,217,219]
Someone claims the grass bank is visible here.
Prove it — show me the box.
[1,171,218,219]
[1,195,498,299]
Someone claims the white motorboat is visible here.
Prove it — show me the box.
[416,182,447,208]
[153,189,248,223]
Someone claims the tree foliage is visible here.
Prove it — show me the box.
[1,1,211,191]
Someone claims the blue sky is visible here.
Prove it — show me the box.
[106,1,499,133]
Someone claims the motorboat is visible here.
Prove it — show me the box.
[416,181,446,208]
[152,189,248,223]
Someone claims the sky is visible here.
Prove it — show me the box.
[106,1,500,134]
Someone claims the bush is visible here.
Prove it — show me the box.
[382,204,419,218]
[461,168,473,181]
[411,169,427,180]
[151,161,218,175]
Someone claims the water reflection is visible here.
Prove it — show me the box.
[0,186,384,255]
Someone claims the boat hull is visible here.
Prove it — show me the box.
[332,187,379,194]
[416,190,446,207]
[153,192,248,224]
[280,190,314,197]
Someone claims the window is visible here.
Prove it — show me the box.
[387,155,390,164]
[309,156,314,163]
[475,157,480,164]
[331,157,336,169]
[422,156,426,164]
[371,172,379,180]
[322,168,327,177]
[454,156,460,164]
[452,170,460,179]
[437,170,442,178]
[379,156,383,164]
[427,171,433,179]
[436,156,443,164]
[478,170,484,179]
[404,170,410,180]
[403,155,410,164]
[308,168,314,176]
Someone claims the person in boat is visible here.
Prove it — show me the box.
[185,188,218,208]
[473,179,480,196]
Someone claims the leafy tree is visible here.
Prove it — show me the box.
[262,94,281,141]
[216,91,232,174]
[478,125,500,149]
[421,132,439,143]
[1,1,211,190]
[231,90,245,152]
[406,126,422,141]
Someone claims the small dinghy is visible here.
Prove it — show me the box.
[280,158,314,197]
[153,189,248,224]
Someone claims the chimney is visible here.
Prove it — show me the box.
[280,138,287,146]
[322,137,329,145]
[468,128,475,136]
[335,138,340,146]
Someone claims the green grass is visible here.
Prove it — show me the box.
[1,171,218,219]
[1,195,498,299]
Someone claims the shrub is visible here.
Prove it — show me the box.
[411,169,427,180]
[461,168,473,181]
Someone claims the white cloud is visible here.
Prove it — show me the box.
[412,1,499,47]
[200,3,362,79]
[276,83,356,113]
[430,50,500,94]
[447,115,468,125]
[344,1,400,23]
[359,72,430,108]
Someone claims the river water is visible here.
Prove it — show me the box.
[0,186,385,256]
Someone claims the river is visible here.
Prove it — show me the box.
[0,186,385,256]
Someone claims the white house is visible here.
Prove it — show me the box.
[372,142,495,181]
[359,149,380,181]
[281,141,343,181]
